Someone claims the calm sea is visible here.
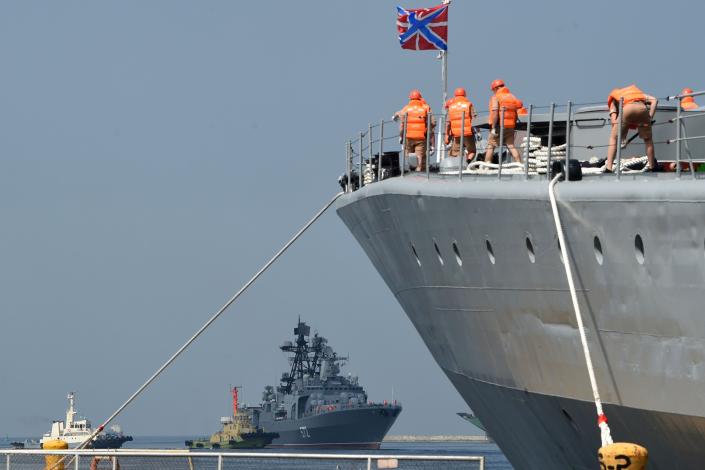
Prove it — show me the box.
[1,436,512,469]
[128,436,512,469]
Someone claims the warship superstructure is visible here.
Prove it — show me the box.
[337,97,705,469]
[250,321,401,448]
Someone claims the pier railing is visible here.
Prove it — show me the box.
[342,89,705,192]
[0,449,485,470]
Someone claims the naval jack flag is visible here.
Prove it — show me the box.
[396,3,449,51]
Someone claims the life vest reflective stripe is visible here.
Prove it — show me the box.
[447,96,473,136]
[607,85,648,110]
[400,100,429,140]
[490,88,522,129]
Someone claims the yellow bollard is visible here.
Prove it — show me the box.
[598,442,648,470]
[43,439,68,470]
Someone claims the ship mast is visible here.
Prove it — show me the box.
[279,320,311,394]
[232,386,239,417]
[66,392,76,429]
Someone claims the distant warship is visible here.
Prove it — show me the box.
[186,387,277,449]
[248,321,401,448]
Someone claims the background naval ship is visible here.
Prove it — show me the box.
[336,95,705,469]
[39,392,132,449]
[247,321,401,448]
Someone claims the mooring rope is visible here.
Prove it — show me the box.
[74,191,345,451]
[548,175,613,447]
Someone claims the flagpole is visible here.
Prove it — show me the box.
[438,0,450,162]
[442,50,448,105]
[437,50,447,162]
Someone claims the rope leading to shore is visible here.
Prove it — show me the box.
[548,175,613,447]
[77,191,345,451]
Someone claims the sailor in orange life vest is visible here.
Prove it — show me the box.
[395,89,436,172]
[484,80,523,163]
[445,87,477,164]
[605,84,658,172]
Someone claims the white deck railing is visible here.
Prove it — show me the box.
[1,449,485,470]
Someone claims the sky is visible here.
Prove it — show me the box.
[1,0,703,438]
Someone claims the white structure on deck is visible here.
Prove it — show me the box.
[40,392,94,448]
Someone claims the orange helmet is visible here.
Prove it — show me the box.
[454,87,466,97]
[409,89,422,100]
[682,87,694,95]
[490,79,505,91]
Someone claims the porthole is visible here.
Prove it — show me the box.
[525,236,536,263]
[411,243,421,267]
[433,240,444,266]
[485,239,496,264]
[593,236,604,265]
[635,234,645,264]
[452,241,463,266]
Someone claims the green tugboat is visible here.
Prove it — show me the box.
[186,387,278,449]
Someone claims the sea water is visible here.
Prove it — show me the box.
[128,436,512,469]
[1,436,512,469]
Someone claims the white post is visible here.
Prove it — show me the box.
[367,457,372,470]
[75,455,79,470]
[437,49,448,162]
[217,454,223,470]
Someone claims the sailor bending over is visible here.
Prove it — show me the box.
[606,84,658,172]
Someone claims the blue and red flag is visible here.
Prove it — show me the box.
[396,3,448,51]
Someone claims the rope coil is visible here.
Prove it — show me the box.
[438,136,650,176]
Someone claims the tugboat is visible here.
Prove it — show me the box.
[40,392,132,449]
[250,320,401,448]
[185,387,278,449]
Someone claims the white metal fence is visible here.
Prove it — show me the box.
[1,450,485,470]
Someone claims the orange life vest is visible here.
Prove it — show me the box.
[607,84,648,110]
[447,96,474,136]
[682,96,698,110]
[490,88,522,129]
[400,99,430,140]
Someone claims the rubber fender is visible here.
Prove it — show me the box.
[550,159,582,181]
[598,442,648,469]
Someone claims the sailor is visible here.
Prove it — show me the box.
[445,87,477,165]
[605,84,658,172]
[396,90,436,172]
[484,80,523,163]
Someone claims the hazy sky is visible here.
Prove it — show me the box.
[1,0,703,438]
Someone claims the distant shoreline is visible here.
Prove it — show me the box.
[383,435,490,443]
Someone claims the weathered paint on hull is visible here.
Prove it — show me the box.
[337,174,705,469]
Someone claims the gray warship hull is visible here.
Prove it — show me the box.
[259,406,401,448]
[337,173,705,469]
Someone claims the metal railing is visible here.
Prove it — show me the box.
[342,89,705,192]
[0,449,485,470]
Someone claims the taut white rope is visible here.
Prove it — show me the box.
[76,191,345,450]
[549,175,613,446]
